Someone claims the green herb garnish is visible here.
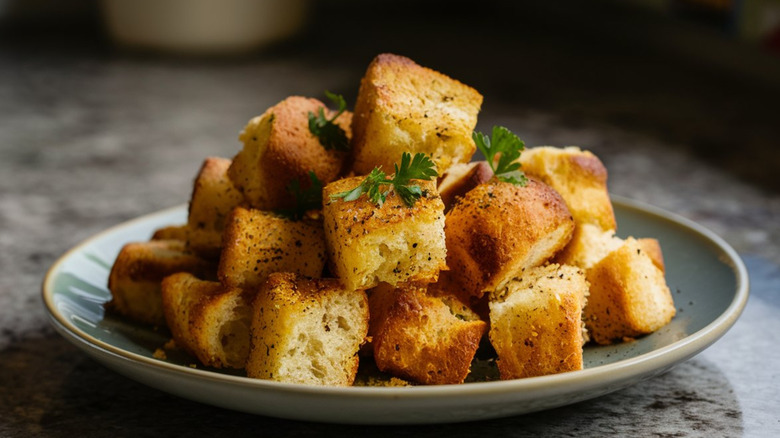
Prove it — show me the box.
[472,126,528,186]
[330,152,438,207]
[277,171,324,220]
[308,91,349,151]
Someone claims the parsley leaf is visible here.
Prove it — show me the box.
[472,126,528,186]
[277,171,324,220]
[308,91,349,151]
[330,152,438,207]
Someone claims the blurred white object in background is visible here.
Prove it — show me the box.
[101,0,309,54]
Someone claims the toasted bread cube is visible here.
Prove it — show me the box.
[247,273,369,386]
[437,161,493,212]
[218,206,327,289]
[107,240,215,326]
[190,286,253,369]
[151,224,189,241]
[369,283,486,385]
[161,273,253,368]
[520,146,616,230]
[445,178,575,299]
[187,157,245,258]
[489,264,589,380]
[228,96,351,210]
[322,177,447,291]
[350,53,483,175]
[160,273,222,356]
[585,238,676,344]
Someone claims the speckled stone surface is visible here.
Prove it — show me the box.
[2,2,779,436]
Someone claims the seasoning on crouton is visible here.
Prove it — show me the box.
[228,96,352,211]
[322,177,447,291]
[187,157,244,258]
[161,273,253,369]
[437,161,493,212]
[489,264,589,380]
[350,53,483,176]
[151,224,189,241]
[445,178,575,299]
[584,237,676,344]
[218,206,327,290]
[246,272,369,386]
[519,146,616,230]
[107,240,215,326]
[369,283,486,385]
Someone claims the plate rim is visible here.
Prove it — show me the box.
[41,196,750,401]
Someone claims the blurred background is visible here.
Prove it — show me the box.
[1,0,779,246]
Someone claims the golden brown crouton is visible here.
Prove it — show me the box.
[246,273,369,386]
[350,53,483,175]
[187,157,245,258]
[218,206,327,289]
[489,264,589,380]
[107,240,215,326]
[228,96,352,210]
[445,178,575,299]
[585,238,676,344]
[161,273,253,369]
[369,283,486,385]
[160,272,222,356]
[151,224,189,241]
[436,161,493,212]
[189,285,254,369]
[322,177,447,291]
[519,146,616,230]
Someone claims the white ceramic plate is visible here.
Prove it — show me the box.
[42,196,749,424]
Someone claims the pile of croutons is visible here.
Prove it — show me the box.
[107,53,676,386]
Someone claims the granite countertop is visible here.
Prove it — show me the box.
[1,2,779,436]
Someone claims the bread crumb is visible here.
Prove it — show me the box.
[152,348,167,360]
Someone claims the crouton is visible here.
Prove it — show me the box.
[519,146,616,230]
[246,273,369,386]
[585,237,676,344]
[228,96,352,210]
[369,283,486,385]
[190,285,254,369]
[350,53,483,175]
[445,178,575,299]
[151,224,188,241]
[218,206,327,289]
[437,161,493,212]
[322,177,447,291]
[489,264,589,380]
[160,273,222,356]
[187,157,245,258]
[107,240,215,326]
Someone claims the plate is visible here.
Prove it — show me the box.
[42,196,749,424]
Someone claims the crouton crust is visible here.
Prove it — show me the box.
[228,96,352,210]
[437,161,493,212]
[350,53,482,175]
[445,178,575,298]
